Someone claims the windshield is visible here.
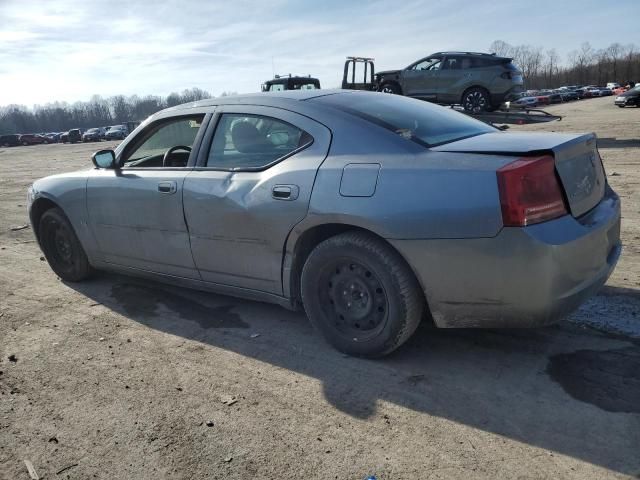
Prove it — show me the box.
[86,128,98,133]
[314,92,495,147]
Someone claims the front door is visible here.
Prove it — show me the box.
[183,105,331,295]
[402,57,442,99]
[87,114,208,279]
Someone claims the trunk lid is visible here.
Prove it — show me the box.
[433,132,606,217]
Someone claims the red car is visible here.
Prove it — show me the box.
[18,134,48,146]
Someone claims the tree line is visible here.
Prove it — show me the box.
[0,88,240,135]
[490,40,639,90]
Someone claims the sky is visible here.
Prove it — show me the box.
[0,0,638,107]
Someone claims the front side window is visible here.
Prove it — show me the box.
[411,58,441,71]
[268,84,285,91]
[206,113,312,170]
[122,115,204,168]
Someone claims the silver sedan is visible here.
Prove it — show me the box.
[27,90,621,357]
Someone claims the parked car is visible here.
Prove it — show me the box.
[43,132,62,143]
[599,88,613,96]
[375,51,524,112]
[536,93,551,105]
[612,86,628,95]
[262,75,321,91]
[82,128,105,142]
[0,134,21,147]
[18,134,48,146]
[606,82,621,89]
[104,125,127,140]
[574,88,588,99]
[512,96,538,108]
[61,129,82,144]
[546,92,563,104]
[615,85,640,107]
[560,90,578,101]
[27,90,621,357]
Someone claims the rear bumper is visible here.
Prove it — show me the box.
[389,188,621,328]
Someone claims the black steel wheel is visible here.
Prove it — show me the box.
[39,207,92,281]
[462,87,491,113]
[301,231,424,357]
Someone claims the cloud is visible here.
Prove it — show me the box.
[0,0,638,106]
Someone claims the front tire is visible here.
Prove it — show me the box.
[301,232,424,357]
[380,83,401,95]
[39,207,92,282]
[462,87,491,113]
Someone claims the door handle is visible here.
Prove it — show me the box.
[158,181,177,194]
[272,184,299,201]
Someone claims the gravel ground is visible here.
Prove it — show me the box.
[1,96,639,480]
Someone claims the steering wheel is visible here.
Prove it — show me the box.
[162,145,192,167]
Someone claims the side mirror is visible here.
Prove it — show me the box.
[92,149,117,169]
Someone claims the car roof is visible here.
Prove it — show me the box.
[166,89,344,112]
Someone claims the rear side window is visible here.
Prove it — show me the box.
[314,92,495,147]
[206,114,312,170]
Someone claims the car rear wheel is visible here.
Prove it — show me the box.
[380,83,401,95]
[22,141,28,146]
[301,231,424,357]
[462,87,491,113]
[39,207,92,282]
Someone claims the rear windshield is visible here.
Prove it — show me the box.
[314,92,495,147]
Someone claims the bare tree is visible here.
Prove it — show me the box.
[607,43,624,81]
[489,40,513,57]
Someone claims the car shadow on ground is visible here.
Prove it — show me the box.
[67,274,640,475]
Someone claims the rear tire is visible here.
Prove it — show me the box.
[301,231,424,357]
[39,207,92,282]
[462,87,491,113]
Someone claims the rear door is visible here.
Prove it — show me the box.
[183,105,331,295]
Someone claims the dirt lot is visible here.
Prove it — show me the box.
[1,97,639,480]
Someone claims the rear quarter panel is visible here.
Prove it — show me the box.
[306,127,513,239]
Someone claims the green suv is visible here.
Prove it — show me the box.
[375,52,524,112]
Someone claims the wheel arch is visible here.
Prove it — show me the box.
[284,222,429,317]
[29,196,60,241]
[379,80,403,94]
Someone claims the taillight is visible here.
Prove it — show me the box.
[496,155,568,226]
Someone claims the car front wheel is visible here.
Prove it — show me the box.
[462,87,491,113]
[380,83,401,94]
[301,231,424,357]
[39,207,92,282]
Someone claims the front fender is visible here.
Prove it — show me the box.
[29,171,99,262]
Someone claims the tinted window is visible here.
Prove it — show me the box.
[123,116,204,167]
[315,92,495,147]
[206,114,312,170]
[442,57,463,70]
